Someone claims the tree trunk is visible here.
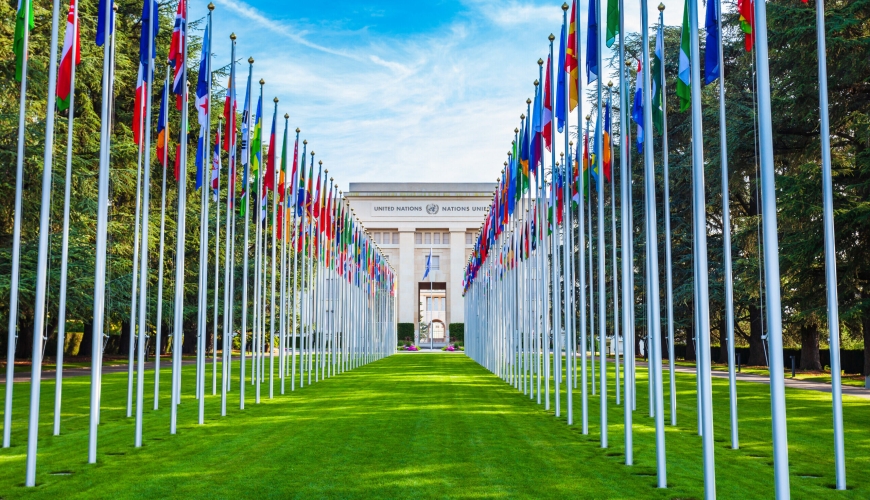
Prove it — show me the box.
[748,302,767,366]
[799,322,822,371]
[79,321,94,360]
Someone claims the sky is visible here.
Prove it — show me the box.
[190,0,698,191]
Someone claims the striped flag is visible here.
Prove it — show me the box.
[156,83,169,166]
[168,0,187,108]
[133,64,146,146]
[212,122,221,201]
[57,0,80,111]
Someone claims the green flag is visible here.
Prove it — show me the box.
[676,0,691,112]
[652,20,664,133]
[14,0,34,82]
[605,0,619,48]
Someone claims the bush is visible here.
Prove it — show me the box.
[449,323,464,342]
[398,323,415,342]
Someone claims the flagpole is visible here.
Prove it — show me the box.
[170,0,191,435]
[812,0,845,489]
[573,0,587,432]
[134,0,158,447]
[269,97,280,399]
[279,118,289,394]
[54,0,80,436]
[155,68,170,410]
[221,36,236,416]
[240,58,254,409]
[128,66,146,419]
[253,79,264,402]
[617,0,632,465]
[641,0,666,487]
[24,0,61,484]
[608,81,619,409]
[88,0,115,463]
[593,0,607,447]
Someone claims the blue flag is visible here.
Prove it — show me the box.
[704,0,720,85]
[631,61,644,154]
[585,0,598,84]
[194,25,210,190]
[531,85,542,175]
[423,249,432,280]
[139,0,159,71]
[555,24,567,133]
[96,0,114,46]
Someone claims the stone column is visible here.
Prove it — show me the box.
[449,229,466,328]
[398,230,416,343]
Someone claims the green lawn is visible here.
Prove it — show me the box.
[0,353,867,498]
[674,360,868,388]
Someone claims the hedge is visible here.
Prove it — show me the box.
[449,323,464,342]
[398,323,415,342]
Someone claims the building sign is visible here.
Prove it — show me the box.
[369,202,490,217]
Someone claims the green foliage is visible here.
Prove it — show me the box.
[397,323,414,341]
[448,322,464,342]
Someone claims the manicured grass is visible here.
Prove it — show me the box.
[0,353,868,498]
[674,359,868,387]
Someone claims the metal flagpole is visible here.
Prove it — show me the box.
[213,114,222,399]
[757,1,791,496]
[641,0,666,487]
[253,79,264,402]
[574,0,587,430]
[657,4,677,427]
[54,0,80,435]
[279,115,290,394]
[222,38,237,413]
[155,69,170,409]
[595,0,607,447]
[618,0,632,464]
[812,0,845,489]
[88,0,115,462]
[24,0,61,484]
[239,58,253,409]
[269,97,280,399]
[710,0,737,443]
[134,0,158,447]
[607,81,620,409]
[687,0,715,495]
[171,0,190,434]
[128,65,146,419]
[3,0,31,448]
[587,115,595,398]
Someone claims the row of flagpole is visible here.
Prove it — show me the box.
[462,0,846,498]
[3,0,397,487]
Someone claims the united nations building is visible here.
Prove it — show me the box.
[345,183,494,346]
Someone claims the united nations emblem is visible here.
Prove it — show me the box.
[426,203,439,215]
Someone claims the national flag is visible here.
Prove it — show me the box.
[531,85,542,175]
[279,121,288,204]
[296,142,308,217]
[566,0,579,111]
[677,0,691,112]
[605,0,619,48]
[738,0,755,52]
[705,0,720,85]
[555,24,567,134]
[168,0,187,108]
[212,121,221,201]
[251,96,263,185]
[520,118,530,192]
[586,0,598,84]
[289,132,299,208]
[57,0,80,111]
[139,0,159,73]
[652,20,665,133]
[582,121,590,197]
[223,73,236,153]
[240,68,252,216]
[304,160,314,217]
[591,115,601,187]
[312,166,322,220]
[194,26,210,190]
[156,82,169,166]
[603,96,612,182]
[543,55,553,152]
[423,248,432,280]
[631,60,644,153]
[95,0,113,47]
[264,108,277,191]
[571,141,580,205]
[133,64,146,146]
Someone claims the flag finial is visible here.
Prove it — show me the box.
[319,160,322,166]
[259,79,265,85]
[230,33,236,40]
[658,3,665,11]
[548,33,555,41]
[284,113,289,119]
[296,128,300,133]
[208,2,215,10]
[521,113,525,119]
[534,80,539,87]
[608,80,613,87]
[526,98,532,104]
[248,57,254,64]
[569,141,574,146]
[303,140,307,145]
[538,59,544,66]
[586,114,591,121]
[514,128,519,133]
[562,2,569,11]
[273,97,279,103]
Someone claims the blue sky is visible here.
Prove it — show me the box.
[191,0,692,190]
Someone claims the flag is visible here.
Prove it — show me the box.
[139,0,159,73]
[543,55,553,152]
[223,74,236,153]
[423,248,432,280]
[677,0,691,112]
[133,64,146,146]
[194,26,210,190]
[277,122,288,239]
[531,85,542,175]
[652,20,665,133]
[572,141,580,205]
[264,108,277,191]
[555,24,567,133]
[95,0,113,47]
[631,60,644,154]
[168,0,187,108]
[705,0,720,85]
[289,132,299,207]
[605,0,619,48]
[251,96,263,186]
[566,0,579,111]
[212,122,221,201]
[591,115,600,187]
[586,0,598,84]
[57,0,80,111]
[520,118,530,192]
[296,142,308,217]
[738,0,755,52]
[240,69,252,216]
[582,124,589,197]
[603,96,612,182]
[156,83,169,166]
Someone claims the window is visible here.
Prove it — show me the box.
[373,232,380,244]
[465,233,472,245]
[443,233,449,245]
[431,255,440,270]
[415,232,422,244]
[426,297,432,310]
[392,233,399,244]
[424,232,431,244]
[433,233,441,245]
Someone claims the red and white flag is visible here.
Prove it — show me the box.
[168,0,187,108]
[133,64,146,146]
[57,0,80,111]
